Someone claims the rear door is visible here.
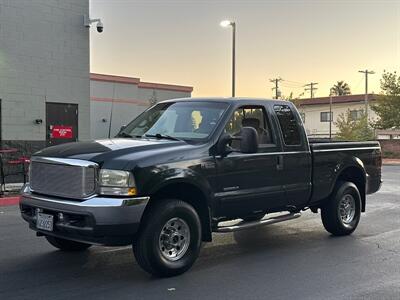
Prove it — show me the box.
[46,103,78,147]
[215,104,286,217]
[271,104,312,209]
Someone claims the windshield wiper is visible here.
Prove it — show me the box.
[144,133,182,141]
[116,132,142,138]
[116,132,132,138]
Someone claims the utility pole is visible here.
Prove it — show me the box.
[231,22,236,97]
[304,82,318,99]
[269,78,282,99]
[329,94,333,140]
[358,69,375,120]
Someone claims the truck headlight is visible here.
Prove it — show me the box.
[98,169,136,196]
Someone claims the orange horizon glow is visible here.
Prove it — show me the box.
[90,0,400,99]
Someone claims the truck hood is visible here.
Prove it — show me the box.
[33,138,196,170]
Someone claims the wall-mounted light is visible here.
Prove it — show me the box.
[34,119,43,125]
[101,118,108,123]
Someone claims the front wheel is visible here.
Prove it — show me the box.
[321,181,362,236]
[133,199,202,277]
[45,236,92,251]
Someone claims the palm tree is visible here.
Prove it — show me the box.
[330,81,351,96]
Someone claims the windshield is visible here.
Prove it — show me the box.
[119,101,229,141]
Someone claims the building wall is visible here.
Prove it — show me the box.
[378,140,400,158]
[90,75,192,139]
[298,102,378,137]
[0,0,90,153]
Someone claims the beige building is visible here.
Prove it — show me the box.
[297,94,379,138]
[90,73,193,139]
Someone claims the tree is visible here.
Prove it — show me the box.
[148,90,157,106]
[287,92,304,108]
[281,92,293,101]
[371,70,400,129]
[330,81,351,96]
[335,109,374,141]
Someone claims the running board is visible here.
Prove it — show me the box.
[214,212,301,233]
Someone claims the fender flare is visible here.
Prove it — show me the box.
[329,157,367,211]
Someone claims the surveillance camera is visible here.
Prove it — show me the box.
[83,15,104,33]
[96,21,104,33]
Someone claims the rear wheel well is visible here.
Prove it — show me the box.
[337,167,366,212]
[143,183,212,242]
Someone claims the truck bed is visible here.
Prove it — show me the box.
[309,141,382,206]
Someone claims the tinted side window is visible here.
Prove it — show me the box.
[273,105,301,146]
[225,106,273,146]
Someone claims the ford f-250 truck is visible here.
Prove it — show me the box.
[20,98,382,277]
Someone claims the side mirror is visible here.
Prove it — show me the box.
[119,125,127,133]
[240,127,258,153]
[216,127,258,156]
[217,133,233,155]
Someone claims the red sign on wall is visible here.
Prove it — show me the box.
[51,126,73,139]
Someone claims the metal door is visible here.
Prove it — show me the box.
[215,105,286,217]
[46,103,78,146]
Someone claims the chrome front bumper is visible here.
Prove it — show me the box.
[20,185,150,246]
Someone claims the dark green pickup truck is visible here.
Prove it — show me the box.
[20,98,382,277]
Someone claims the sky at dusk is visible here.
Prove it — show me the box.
[89,0,400,98]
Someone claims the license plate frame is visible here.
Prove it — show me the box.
[36,212,54,232]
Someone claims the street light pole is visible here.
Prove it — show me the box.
[220,20,236,97]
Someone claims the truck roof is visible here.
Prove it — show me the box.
[160,97,292,106]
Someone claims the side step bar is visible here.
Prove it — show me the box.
[214,212,301,233]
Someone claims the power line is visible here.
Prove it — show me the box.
[269,77,282,99]
[304,82,318,99]
[282,79,307,86]
[281,80,304,88]
[353,76,364,92]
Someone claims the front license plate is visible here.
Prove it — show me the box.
[36,212,54,231]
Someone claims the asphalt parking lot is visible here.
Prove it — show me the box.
[0,165,399,300]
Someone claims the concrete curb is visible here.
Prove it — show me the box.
[0,196,21,207]
[382,159,400,166]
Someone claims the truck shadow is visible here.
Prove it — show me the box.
[193,222,361,272]
[2,222,359,296]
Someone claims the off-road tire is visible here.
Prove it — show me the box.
[321,181,361,236]
[133,199,202,277]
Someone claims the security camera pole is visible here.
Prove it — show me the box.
[220,20,236,97]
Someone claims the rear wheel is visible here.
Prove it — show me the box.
[321,181,361,236]
[133,199,202,277]
[45,236,92,251]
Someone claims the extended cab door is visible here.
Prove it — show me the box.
[271,104,312,209]
[215,105,286,217]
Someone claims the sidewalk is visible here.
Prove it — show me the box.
[0,183,23,207]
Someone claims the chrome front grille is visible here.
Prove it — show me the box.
[30,157,98,199]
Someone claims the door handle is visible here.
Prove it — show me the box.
[276,155,284,171]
